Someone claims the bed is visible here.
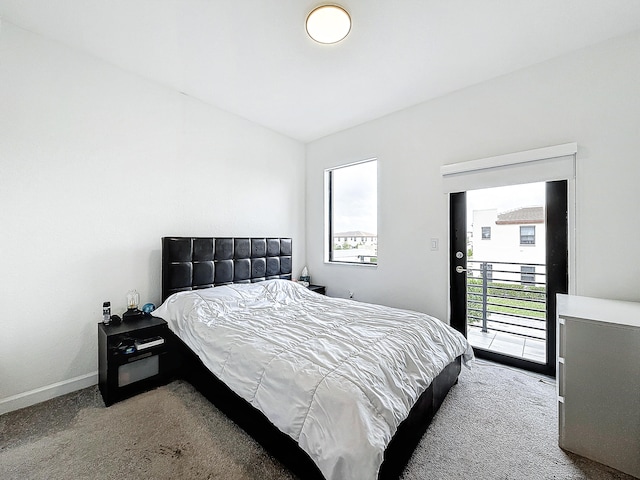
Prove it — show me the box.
[156,237,473,480]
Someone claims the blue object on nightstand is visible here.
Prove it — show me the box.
[142,303,156,315]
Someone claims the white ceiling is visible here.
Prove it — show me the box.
[2,0,640,142]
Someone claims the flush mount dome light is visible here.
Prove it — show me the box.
[306,5,351,44]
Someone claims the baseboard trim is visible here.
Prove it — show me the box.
[0,372,98,415]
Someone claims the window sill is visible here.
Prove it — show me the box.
[325,261,378,268]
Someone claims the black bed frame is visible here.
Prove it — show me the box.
[160,236,461,480]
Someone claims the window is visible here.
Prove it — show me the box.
[326,159,377,264]
[481,227,491,239]
[520,225,535,245]
[485,263,493,281]
[521,266,536,285]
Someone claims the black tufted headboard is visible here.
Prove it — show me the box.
[161,237,292,301]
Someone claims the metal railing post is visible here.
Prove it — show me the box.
[481,262,488,333]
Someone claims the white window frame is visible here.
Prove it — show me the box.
[324,158,378,266]
[520,225,536,245]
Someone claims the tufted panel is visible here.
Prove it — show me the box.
[162,237,293,300]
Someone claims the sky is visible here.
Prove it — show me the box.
[466,182,545,229]
[332,160,377,234]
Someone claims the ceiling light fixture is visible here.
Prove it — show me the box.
[306,5,351,44]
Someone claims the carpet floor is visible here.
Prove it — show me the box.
[0,360,634,479]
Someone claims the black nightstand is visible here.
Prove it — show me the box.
[307,284,326,295]
[98,316,173,406]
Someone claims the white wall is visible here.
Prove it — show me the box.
[306,30,640,321]
[0,22,306,412]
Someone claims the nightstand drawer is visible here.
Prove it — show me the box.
[118,354,159,387]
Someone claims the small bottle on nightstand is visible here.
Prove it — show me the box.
[103,301,111,325]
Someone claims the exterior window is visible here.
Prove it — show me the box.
[481,227,491,240]
[520,225,536,245]
[521,266,536,285]
[326,159,377,265]
[480,263,493,281]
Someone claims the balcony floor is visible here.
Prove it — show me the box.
[468,327,546,363]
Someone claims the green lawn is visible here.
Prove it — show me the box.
[467,279,546,323]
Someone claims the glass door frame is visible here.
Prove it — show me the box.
[449,181,568,377]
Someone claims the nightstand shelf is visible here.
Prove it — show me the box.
[98,316,174,406]
[307,284,326,295]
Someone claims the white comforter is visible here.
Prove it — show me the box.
[154,279,473,480]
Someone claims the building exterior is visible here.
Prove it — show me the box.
[332,231,377,263]
[333,231,377,248]
[470,206,545,284]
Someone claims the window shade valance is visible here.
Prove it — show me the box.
[441,142,577,193]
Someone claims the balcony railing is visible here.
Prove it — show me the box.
[466,259,547,341]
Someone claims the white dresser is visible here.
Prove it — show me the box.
[557,294,640,478]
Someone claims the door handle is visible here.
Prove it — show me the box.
[455,265,467,274]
